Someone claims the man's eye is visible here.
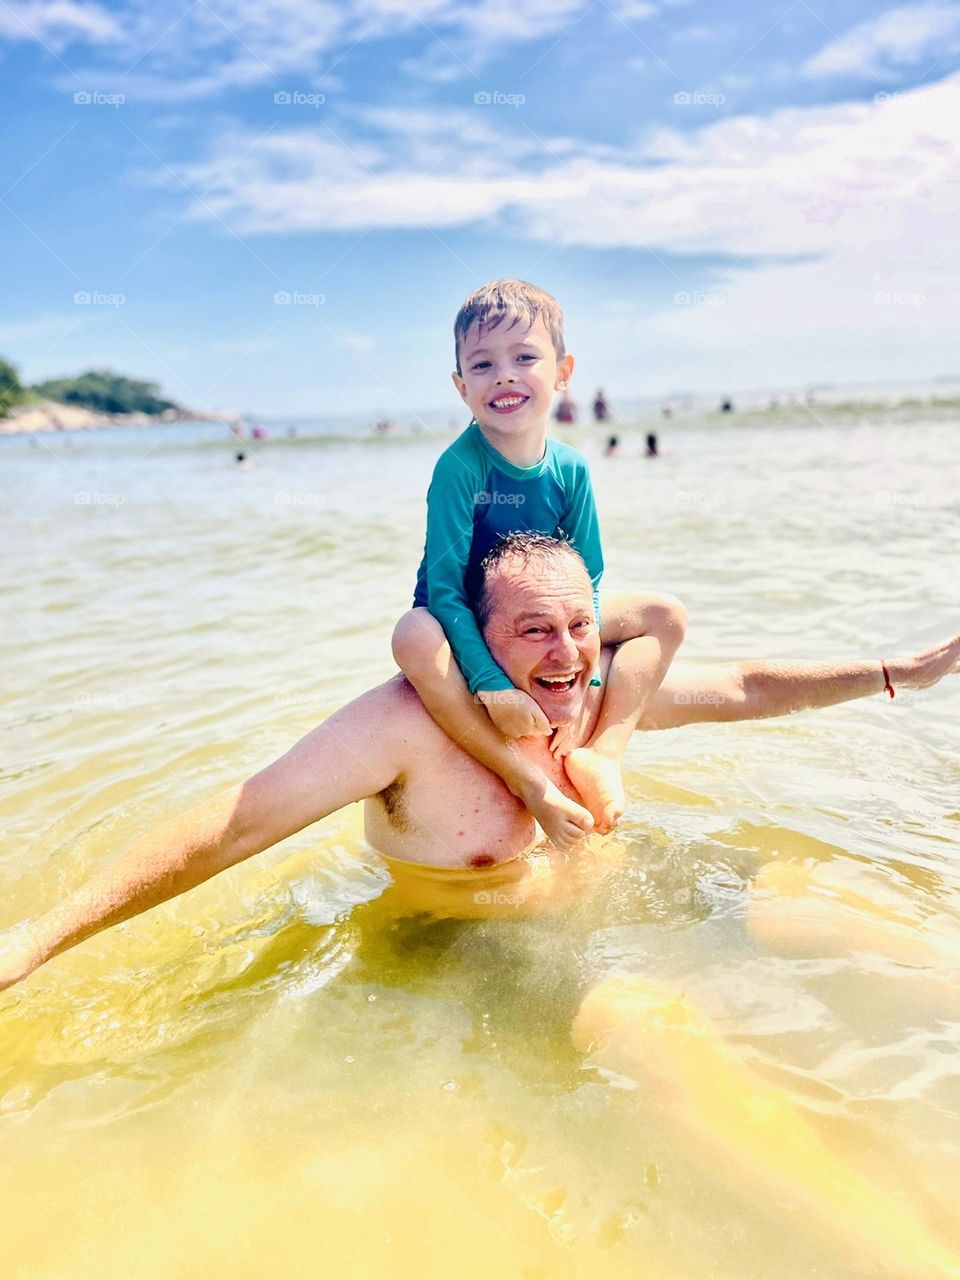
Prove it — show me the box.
[572,620,590,630]
[524,628,545,636]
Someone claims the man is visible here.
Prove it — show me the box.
[1,532,957,993]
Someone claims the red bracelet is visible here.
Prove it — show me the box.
[881,660,895,698]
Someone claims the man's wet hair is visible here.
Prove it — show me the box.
[453,279,565,377]
[470,532,588,631]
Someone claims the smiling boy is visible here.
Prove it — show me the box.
[392,279,686,848]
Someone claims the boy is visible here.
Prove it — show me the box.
[392,279,686,850]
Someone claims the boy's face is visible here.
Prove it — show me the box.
[452,312,575,438]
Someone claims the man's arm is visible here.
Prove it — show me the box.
[0,683,407,992]
[638,636,959,731]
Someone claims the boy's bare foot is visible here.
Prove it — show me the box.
[888,633,960,690]
[517,773,594,851]
[563,747,625,835]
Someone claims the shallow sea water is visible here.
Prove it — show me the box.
[1,406,959,1278]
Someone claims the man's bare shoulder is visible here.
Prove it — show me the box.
[329,674,439,743]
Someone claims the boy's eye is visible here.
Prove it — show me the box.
[471,361,491,371]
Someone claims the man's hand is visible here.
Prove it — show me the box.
[477,688,552,739]
[0,923,43,995]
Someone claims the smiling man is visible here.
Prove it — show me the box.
[2,533,958,992]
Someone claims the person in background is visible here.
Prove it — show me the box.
[555,390,577,423]
[605,435,620,457]
[645,433,658,458]
[593,390,609,422]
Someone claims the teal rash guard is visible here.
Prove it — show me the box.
[412,421,604,694]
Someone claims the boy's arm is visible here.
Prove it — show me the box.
[422,453,513,695]
[558,454,604,623]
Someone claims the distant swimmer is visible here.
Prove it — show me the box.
[555,390,576,423]
[645,433,659,458]
[235,451,249,468]
[720,398,734,413]
[605,435,620,457]
[593,390,610,422]
[251,425,267,440]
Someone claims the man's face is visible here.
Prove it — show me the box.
[481,556,600,726]
[452,313,575,439]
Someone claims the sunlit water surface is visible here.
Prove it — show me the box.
[2,407,959,1278]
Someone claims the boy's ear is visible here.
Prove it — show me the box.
[451,370,469,402]
[556,352,575,388]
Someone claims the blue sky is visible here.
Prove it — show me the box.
[2,0,960,416]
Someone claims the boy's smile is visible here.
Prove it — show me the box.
[452,312,575,462]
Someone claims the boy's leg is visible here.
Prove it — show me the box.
[392,609,593,850]
[564,592,686,833]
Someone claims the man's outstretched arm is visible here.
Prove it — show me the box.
[0,683,406,993]
[639,634,960,731]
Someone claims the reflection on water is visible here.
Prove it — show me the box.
[1,411,959,1277]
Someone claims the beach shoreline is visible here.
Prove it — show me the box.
[0,399,239,436]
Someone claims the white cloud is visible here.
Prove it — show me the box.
[614,1,659,18]
[339,330,376,354]
[173,76,960,253]
[802,3,960,79]
[0,0,121,44]
[167,74,960,377]
[32,0,598,99]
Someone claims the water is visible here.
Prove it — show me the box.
[1,406,959,1278]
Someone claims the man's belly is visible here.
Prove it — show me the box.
[371,839,627,921]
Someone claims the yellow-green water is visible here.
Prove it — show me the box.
[2,409,959,1278]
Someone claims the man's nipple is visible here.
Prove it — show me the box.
[470,853,497,869]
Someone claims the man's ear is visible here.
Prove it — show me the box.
[451,370,469,402]
[557,353,575,388]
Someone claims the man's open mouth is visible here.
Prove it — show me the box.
[489,394,529,412]
[534,672,579,692]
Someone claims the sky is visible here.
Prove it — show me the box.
[2,0,960,417]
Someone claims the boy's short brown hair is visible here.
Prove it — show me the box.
[453,278,565,375]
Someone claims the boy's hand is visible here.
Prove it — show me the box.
[477,688,552,739]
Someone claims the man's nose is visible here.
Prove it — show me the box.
[547,630,579,662]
